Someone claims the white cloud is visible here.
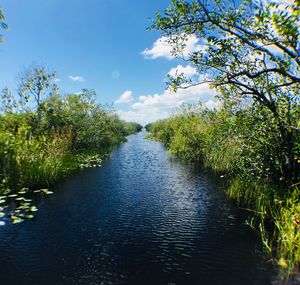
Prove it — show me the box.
[68,75,85,82]
[54,78,61,82]
[117,83,216,125]
[142,36,174,59]
[168,65,197,78]
[142,35,207,59]
[115,90,134,104]
[118,109,169,125]
[132,83,214,111]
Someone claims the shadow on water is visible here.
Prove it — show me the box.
[0,131,277,285]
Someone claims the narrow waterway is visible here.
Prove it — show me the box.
[0,131,275,285]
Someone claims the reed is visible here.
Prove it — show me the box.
[146,107,300,277]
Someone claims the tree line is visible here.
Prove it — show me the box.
[0,65,142,224]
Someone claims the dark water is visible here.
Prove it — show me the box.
[0,131,276,285]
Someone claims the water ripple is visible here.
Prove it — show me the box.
[0,132,275,285]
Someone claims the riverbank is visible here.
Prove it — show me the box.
[146,107,300,279]
[0,90,142,225]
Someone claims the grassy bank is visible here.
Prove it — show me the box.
[0,70,142,224]
[146,105,300,277]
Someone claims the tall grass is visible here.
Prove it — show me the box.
[146,107,300,278]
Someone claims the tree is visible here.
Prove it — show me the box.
[0,8,8,43]
[0,88,17,113]
[17,65,58,127]
[152,0,300,184]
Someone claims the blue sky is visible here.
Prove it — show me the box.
[0,0,216,125]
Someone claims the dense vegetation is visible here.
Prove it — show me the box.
[146,104,300,276]
[148,0,300,277]
[0,65,142,224]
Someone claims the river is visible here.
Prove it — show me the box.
[0,131,275,284]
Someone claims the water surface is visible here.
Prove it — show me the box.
[0,131,275,284]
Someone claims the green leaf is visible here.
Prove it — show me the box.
[30,206,38,212]
[12,217,24,224]
[25,215,34,219]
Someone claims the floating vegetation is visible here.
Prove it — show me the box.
[41,189,54,195]
[0,187,54,225]
[18,188,29,195]
[79,154,102,169]
[11,216,24,224]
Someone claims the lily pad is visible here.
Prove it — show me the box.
[25,215,34,219]
[12,217,24,224]
[17,205,29,210]
[41,189,54,195]
[15,197,25,201]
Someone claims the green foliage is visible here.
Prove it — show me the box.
[274,191,300,274]
[146,119,175,147]
[153,0,300,184]
[147,103,300,276]
[0,92,141,190]
[0,67,141,225]
[18,65,58,114]
[122,121,143,136]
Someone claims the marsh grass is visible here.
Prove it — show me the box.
[146,110,300,278]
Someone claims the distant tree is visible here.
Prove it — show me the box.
[152,0,300,184]
[0,8,8,43]
[0,88,17,113]
[17,65,58,128]
[18,65,58,110]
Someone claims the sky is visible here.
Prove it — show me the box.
[0,0,217,125]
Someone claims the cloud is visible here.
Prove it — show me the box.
[115,90,134,104]
[68,75,85,82]
[118,109,170,125]
[132,83,214,111]
[168,65,197,78]
[117,82,217,125]
[142,34,207,59]
[54,78,61,82]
